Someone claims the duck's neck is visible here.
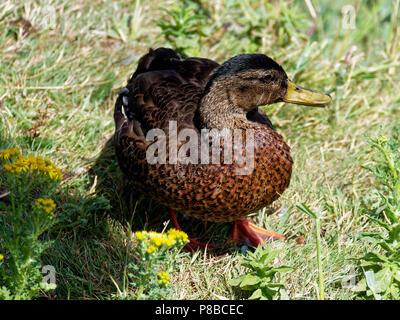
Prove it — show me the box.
[199,84,249,130]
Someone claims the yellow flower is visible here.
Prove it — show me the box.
[1,151,62,181]
[14,166,22,173]
[150,236,166,247]
[167,228,188,244]
[0,148,20,161]
[0,253,4,261]
[0,149,11,161]
[33,157,62,181]
[134,229,188,253]
[10,148,20,155]
[12,156,29,172]
[157,271,170,285]
[41,163,63,181]
[34,198,56,216]
[26,155,37,170]
[135,231,144,241]
[146,246,156,254]
[3,164,12,172]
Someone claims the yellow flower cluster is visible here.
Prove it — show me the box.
[0,253,4,261]
[135,229,189,254]
[166,228,189,244]
[34,198,56,217]
[157,272,170,285]
[1,149,62,181]
[0,147,20,161]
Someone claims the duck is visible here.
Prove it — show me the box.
[114,47,331,251]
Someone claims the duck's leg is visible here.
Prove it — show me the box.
[228,218,285,247]
[168,208,215,252]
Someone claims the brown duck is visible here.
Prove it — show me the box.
[114,48,331,250]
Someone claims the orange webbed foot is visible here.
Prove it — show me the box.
[227,218,285,247]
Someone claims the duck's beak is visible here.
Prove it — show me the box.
[283,80,332,107]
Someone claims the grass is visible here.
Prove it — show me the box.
[0,0,399,299]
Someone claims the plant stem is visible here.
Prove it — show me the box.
[378,144,398,180]
[136,258,152,300]
[315,216,324,300]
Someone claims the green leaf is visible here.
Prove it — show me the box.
[373,268,393,293]
[271,266,293,273]
[377,241,395,253]
[0,286,13,300]
[239,274,261,290]
[296,203,317,219]
[352,278,367,292]
[360,252,389,263]
[389,224,400,242]
[259,250,280,265]
[393,270,400,283]
[261,286,279,300]
[248,288,262,300]
[365,216,390,230]
[262,282,285,288]
[227,275,245,287]
[365,270,378,296]
[364,268,392,297]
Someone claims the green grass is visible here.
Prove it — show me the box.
[1,0,400,299]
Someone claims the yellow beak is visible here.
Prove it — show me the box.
[283,80,332,107]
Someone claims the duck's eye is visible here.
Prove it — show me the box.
[263,74,272,81]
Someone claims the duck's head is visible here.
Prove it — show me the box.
[200,53,331,129]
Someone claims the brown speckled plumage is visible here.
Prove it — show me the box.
[114,48,293,223]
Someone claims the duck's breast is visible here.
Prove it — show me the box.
[135,125,293,222]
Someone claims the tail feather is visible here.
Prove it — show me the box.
[129,48,185,81]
